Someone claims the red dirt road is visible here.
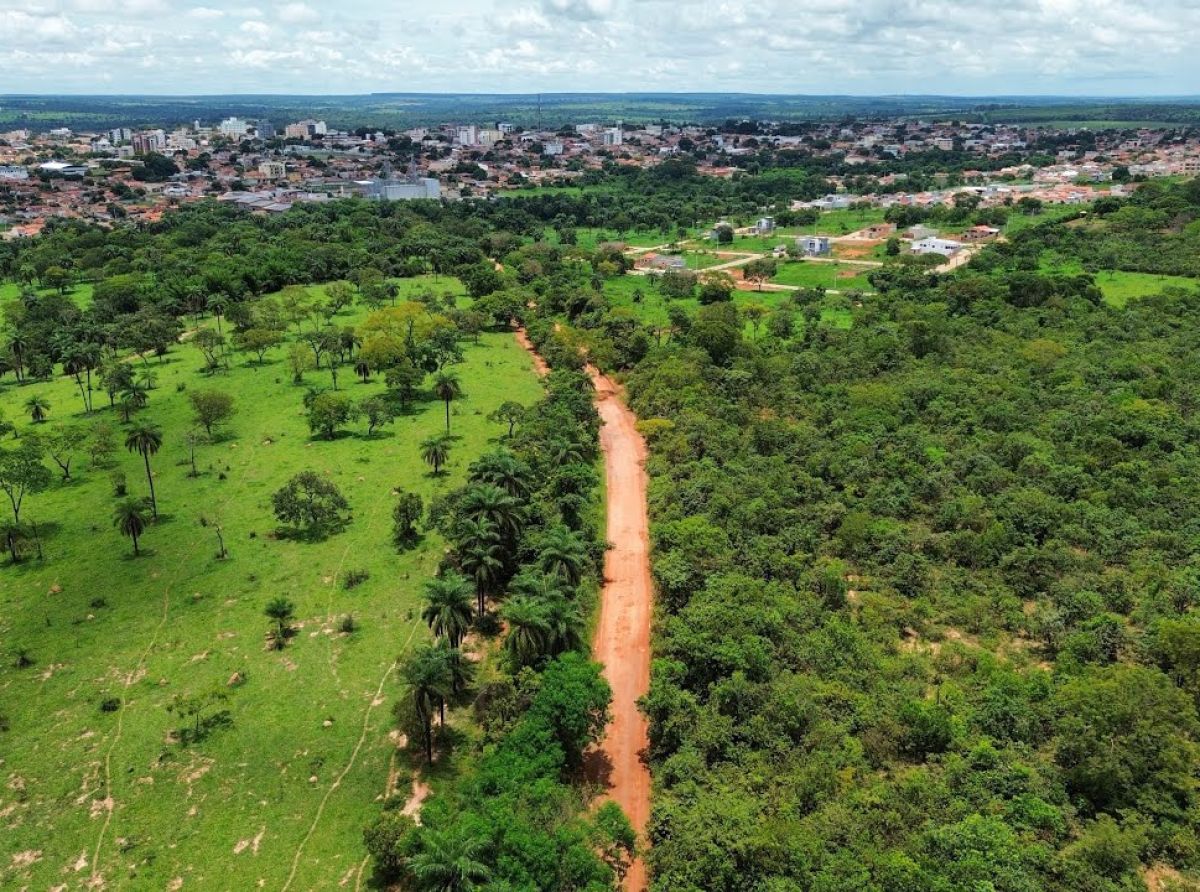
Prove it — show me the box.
[588,363,653,891]
[516,330,653,890]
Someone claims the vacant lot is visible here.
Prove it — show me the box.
[771,259,875,292]
[0,280,544,889]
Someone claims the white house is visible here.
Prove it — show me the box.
[797,235,831,256]
[911,237,963,257]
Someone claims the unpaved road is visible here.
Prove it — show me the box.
[516,329,653,890]
[588,363,652,891]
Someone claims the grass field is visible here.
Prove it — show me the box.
[771,259,875,292]
[605,275,853,333]
[1037,257,1200,308]
[543,226,688,251]
[0,283,544,888]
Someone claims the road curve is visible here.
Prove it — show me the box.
[515,329,653,890]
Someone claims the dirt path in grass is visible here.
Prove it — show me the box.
[515,329,653,890]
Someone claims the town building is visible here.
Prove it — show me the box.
[218,117,252,139]
[911,237,963,256]
[797,235,831,256]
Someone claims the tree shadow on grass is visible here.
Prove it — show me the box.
[176,710,233,746]
[307,430,357,444]
[272,522,350,544]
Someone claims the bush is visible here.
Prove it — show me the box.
[343,569,369,590]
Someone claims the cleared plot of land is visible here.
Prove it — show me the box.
[604,275,852,332]
[770,259,875,292]
[0,283,544,889]
[542,226,696,251]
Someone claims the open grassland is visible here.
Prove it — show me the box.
[0,285,543,889]
[1038,257,1200,307]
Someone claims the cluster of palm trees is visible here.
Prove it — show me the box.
[402,446,592,764]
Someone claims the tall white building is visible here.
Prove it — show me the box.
[218,116,250,139]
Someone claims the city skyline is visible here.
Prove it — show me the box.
[3,0,1198,96]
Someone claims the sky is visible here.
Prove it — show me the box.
[1,0,1198,96]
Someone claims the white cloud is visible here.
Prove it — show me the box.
[277,2,320,24]
[0,0,1198,94]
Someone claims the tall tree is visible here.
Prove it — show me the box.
[402,645,453,764]
[124,423,163,519]
[456,518,505,617]
[432,370,463,434]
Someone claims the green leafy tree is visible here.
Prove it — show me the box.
[272,470,350,536]
[306,392,359,440]
[0,440,52,524]
[360,395,395,436]
[392,491,424,548]
[188,389,235,438]
[234,328,284,366]
[488,401,526,438]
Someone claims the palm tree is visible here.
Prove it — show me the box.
[537,525,588,586]
[542,594,585,657]
[459,483,523,541]
[7,332,27,382]
[501,595,550,669]
[439,642,476,697]
[421,573,475,648]
[402,645,452,764]
[112,498,149,556]
[119,381,148,423]
[468,448,532,500]
[432,370,462,434]
[547,438,587,466]
[207,294,227,337]
[456,519,505,617]
[409,829,491,892]
[25,395,49,424]
[264,596,296,649]
[124,424,163,519]
[420,434,451,476]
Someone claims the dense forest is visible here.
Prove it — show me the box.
[5,176,1200,889]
